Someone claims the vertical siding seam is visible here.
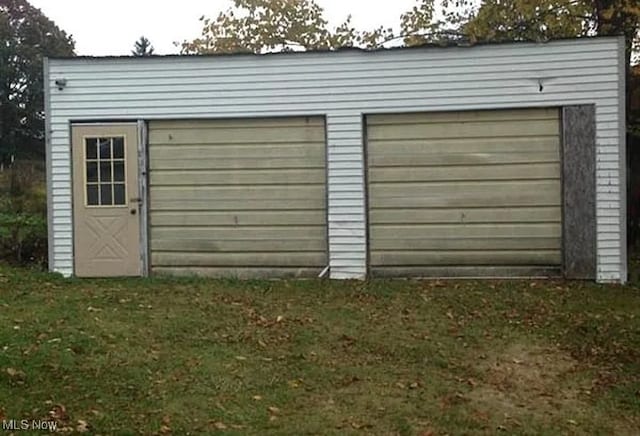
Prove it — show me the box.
[66,122,74,277]
[44,57,54,272]
[618,35,628,283]
[324,116,331,273]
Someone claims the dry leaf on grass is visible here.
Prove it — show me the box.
[6,367,25,378]
[76,419,90,433]
[212,421,227,430]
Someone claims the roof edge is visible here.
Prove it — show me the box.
[46,35,623,61]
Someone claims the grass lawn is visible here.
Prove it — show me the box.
[0,266,639,435]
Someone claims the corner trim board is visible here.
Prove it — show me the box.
[137,120,149,277]
[618,35,628,283]
[562,105,597,279]
[44,58,54,272]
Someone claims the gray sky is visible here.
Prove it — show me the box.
[29,0,431,56]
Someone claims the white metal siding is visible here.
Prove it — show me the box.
[46,37,625,282]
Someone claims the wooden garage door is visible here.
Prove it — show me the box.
[367,108,562,277]
[148,117,327,278]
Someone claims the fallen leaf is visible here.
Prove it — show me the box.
[268,406,280,415]
[6,367,22,377]
[252,395,262,401]
[235,356,247,361]
[288,379,302,388]
[276,315,284,323]
[76,419,90,433]
[409,382,419,389]
[213,421,227,430]
[49,404,69,422]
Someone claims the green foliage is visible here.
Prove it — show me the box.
[131,36,154,56]
[464,0,591,42]
[0,0,75,164]
[181,0,445,54]
[181,0,342,53]
[400,0,439,45]
[0,162,47,266]
[0,210,46,264]
[460,0,639,62]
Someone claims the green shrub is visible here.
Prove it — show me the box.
[0,161,48,266]
[0,210,47,264]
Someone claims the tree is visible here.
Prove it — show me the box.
[0,0,75,164]
[132,36,154,56]
[478,2,584,39]
[456,1,639,64]
[181,0,444,54]
[182,0,353,54]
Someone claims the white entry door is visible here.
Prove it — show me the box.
[72,124,141,277]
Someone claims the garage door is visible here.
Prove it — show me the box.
[366,108,562,277]
[148,117,327,278]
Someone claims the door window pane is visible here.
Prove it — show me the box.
[86,162,98,183]
[113,183,126,205]
[86,138,97,159]
[113,162,125,182]
[99,138,111,159]
[100,184,113,206]
[113,137,125,159]
[87,184,99,205]
[99,162,112,183]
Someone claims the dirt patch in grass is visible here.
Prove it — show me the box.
[469,343,582,415]
[468,342,637,434]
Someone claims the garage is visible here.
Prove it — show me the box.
[46,37,625,281]
[366,108,563,277]
[147,117,328,278]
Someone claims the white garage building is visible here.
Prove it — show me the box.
[44,36,627,282]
